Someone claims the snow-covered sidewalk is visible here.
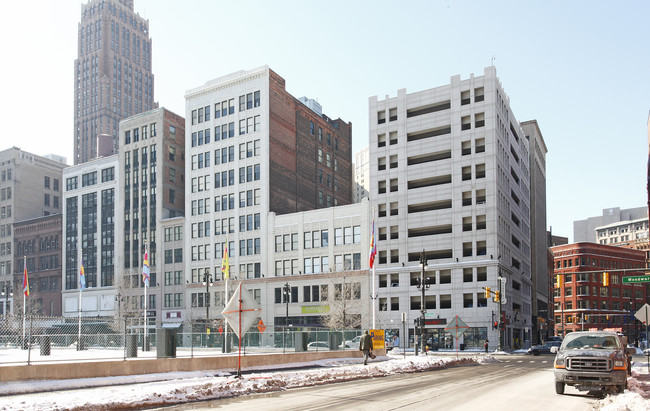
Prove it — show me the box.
[0,354,649,410]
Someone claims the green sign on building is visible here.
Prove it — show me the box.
[301,305,330,314]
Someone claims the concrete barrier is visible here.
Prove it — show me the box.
[0,349,385,383]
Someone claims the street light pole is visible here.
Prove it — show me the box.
[417,250,429,355]
[284,282,290,326]
[203,269,213,322]
[283,282,290,353]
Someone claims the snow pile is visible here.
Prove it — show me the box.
[0,355,480,410]
[597,361,650,410]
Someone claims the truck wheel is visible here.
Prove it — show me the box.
[617,385,625,394]
[555,381,565,394]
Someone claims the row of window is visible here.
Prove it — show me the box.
[274,282,362,304]
[66,167,115,191]
[0,205,12,219]
[274,226,361,253]
[42,193,60,209]
[554,258,644,270]
[0,169,12,182]
[555,296,643,312]
[379,267,488,287]
[274,253,362,276]
[43,176,60,192]
[191,141,261,171]
[124,146,158,171]
[124,123,157,145]
[0,224,11,238]
[555,285,644,299]
[190,91,260,126]
[379,293,488,311]
[163,226,183,242]
[163,249,183,264]
[0,188,11,201]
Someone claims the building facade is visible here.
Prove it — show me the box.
[13,214,63,316]
[353,147,370,203]
[61,154,118,318]
[184,200,370,331]
[595,218,649,255]
[0,148,67,315]
[551,242,647,341]
[184,66,353,312]
[368,66,534,350]
[521,120,550,344]
[74,0,155,164]
[159,216,185,324]
[116,108,185,324]
[573,207,648,243]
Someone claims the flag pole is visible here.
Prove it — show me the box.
[22,255,26,348]
[238,283,242,378]
[223,240,229,353]
[370,207,376,330]
[143,241,147,352]
[78,249,82,350]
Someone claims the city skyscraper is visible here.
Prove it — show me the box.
[74,0,155,165]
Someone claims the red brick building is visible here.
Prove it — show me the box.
[267,69,353,214]
[551,242,647,340]
[13,214,63,316]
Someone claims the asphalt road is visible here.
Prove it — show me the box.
[166,354,602,410]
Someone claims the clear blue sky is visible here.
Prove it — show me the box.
[1,0,649,241]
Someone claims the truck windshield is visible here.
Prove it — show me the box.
[563,335,619,350]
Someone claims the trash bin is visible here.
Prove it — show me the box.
[222,335,231,353]
[40,336,51,356]
[156,328,176,359]
[460,343,465,351]
[126,334,138,358]
[294,332,308,352]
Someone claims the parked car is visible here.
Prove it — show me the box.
[552,331,635,395]
[307,341,329,350]
[341,335,362,349]
[527,341,561,356]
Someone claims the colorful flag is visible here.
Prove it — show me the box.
[79,258,86,291]
[369,217,377,269]
[142,250,150,287]
[221,243,230,279]
[22,258,29,297]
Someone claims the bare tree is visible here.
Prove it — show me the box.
[321,275,364,329]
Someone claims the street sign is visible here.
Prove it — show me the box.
[635,303,650,324]
[622,275,650,284]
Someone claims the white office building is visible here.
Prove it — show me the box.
[62,154,119,318]
[369,66,534,350]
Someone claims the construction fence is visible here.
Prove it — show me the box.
[0,315,364,366]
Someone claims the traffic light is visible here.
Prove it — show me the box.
[492,321,498,329]
[603,272,610,287]
[556,274,563,288]
[494,291,500,302]
[485,287,491,299]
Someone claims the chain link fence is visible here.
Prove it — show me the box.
[0,315,364,365]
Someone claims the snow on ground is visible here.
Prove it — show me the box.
[0,352,649,410]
